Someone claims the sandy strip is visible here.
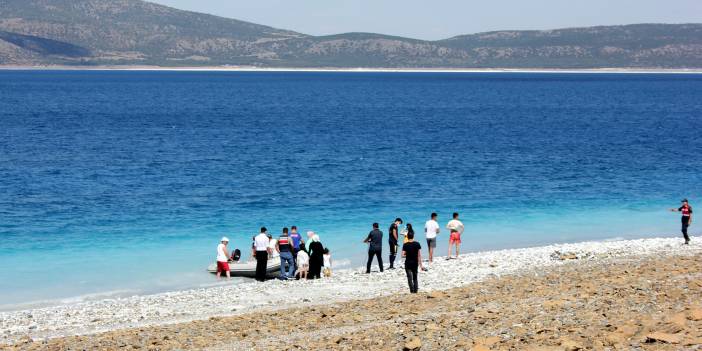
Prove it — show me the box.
[0,236,699,346]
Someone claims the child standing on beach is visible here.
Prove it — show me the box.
[323,248,332,277]
[296,243,309,280]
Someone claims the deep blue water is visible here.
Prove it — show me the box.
[1,71,701,309]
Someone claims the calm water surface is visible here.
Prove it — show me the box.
[1,71,701,308]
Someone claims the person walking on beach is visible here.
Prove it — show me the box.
[670,199,693,244]
[307,231,325,279]
[424,213,440,263]
[402,231,424,293]
[216,237,231,279]
[446,212,465,259]
[254,228,272,282]
[364,223,384,273]
[277,227,295,280]
[388,218,403,269]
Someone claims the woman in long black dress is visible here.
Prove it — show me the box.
[307,232,324,279]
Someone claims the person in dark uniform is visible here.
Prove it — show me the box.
[363,223,383,273]
[671,199,693,244]
[388,218,403,269]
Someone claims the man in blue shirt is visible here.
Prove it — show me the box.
[290,225,304,261]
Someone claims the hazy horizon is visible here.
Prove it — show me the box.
[150,0,702,40]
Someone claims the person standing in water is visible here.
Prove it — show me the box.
[388,218,403,269]
[402,231,424,293]
[446,212,465,259]
[216,237,231,279]
[671,199,693,244]
[424,213,440,263]
[364,223,384,273]
[254,227,272,282]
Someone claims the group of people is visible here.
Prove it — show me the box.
[365,200,694,293]
[364,212,465,293]
[216,226,333,282]
[215,199,693,294]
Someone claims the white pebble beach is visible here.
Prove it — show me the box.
[1,235,699,344]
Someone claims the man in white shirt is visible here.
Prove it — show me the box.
[446,212,465,259]
[424,212,440,263]
[216,237,231,279]
[254,227,272,282]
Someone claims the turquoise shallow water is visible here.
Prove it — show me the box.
[0,71,701,309]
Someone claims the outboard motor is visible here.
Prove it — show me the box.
[231,249,241,262]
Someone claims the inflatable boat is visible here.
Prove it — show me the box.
[207,258,283,278]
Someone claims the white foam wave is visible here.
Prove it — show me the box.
[332,259,352,268]
[0,289,140,312]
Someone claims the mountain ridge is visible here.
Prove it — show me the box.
[0,0,700,68]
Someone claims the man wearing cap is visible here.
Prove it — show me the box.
[670,199,693,244]
[216,237,231,279]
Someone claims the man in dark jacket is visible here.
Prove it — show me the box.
[388,217,403,269]
[363,223,384,273]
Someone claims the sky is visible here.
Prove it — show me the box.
[150,0,702,40]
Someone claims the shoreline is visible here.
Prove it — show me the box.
[1,65,702,74]
[1,235,699,346]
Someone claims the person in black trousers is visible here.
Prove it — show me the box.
[402,229,424,293]
[671,199,693,244]
[307,232,325,279]
[364,223,384,273]
[253,228,272,282]
[388,218,403,269]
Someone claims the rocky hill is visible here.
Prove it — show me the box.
[0,0,700,68]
